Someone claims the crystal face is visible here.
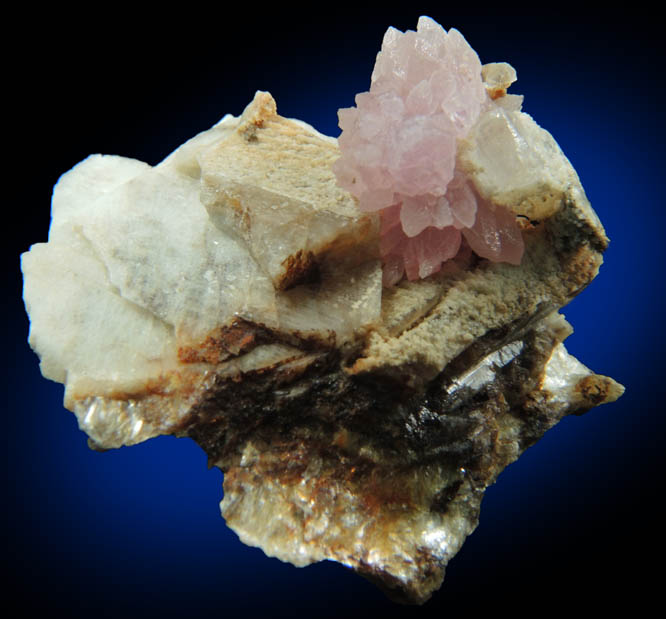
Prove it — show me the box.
[20,17,623,605]
[332,17,524,286]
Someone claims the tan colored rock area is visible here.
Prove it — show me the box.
[201,92,379,290]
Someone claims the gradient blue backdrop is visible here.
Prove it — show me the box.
[7,9,664,617]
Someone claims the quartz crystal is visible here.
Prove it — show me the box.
[21,18,623,604]
[333,17,524,286]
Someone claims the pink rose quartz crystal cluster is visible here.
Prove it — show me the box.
[333,16,525,286]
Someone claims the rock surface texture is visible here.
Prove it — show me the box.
[21,18,623,605]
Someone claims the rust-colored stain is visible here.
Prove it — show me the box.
[228,197,244,213]
[73,366,204,406]
[178,321,258,365]
[562,245,602,296]
[489,87,507,100]
[360,469,414,515]
[278,249,318,290]
[575,374,615,405]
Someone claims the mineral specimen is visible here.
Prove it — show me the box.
[21,17,623,605]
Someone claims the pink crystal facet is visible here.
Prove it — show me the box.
[333,16,524,285]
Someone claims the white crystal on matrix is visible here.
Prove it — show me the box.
[333,16,525,286]
[21,98,382,429]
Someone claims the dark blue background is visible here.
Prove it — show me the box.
[7,9,663,617]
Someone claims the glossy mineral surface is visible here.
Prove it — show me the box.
[333,17,524,285]
[21,19,623,605]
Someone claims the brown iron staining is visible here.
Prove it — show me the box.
[488,86,508,100]
[574,374,624,411]
[277,249,319,291]
[178,320,260,365]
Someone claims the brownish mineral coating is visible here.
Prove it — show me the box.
[171,187,622,603]
[182,311,618,603]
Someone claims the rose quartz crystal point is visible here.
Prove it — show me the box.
[333,16,524,286]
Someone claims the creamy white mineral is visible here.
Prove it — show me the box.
[21,17,623,604]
